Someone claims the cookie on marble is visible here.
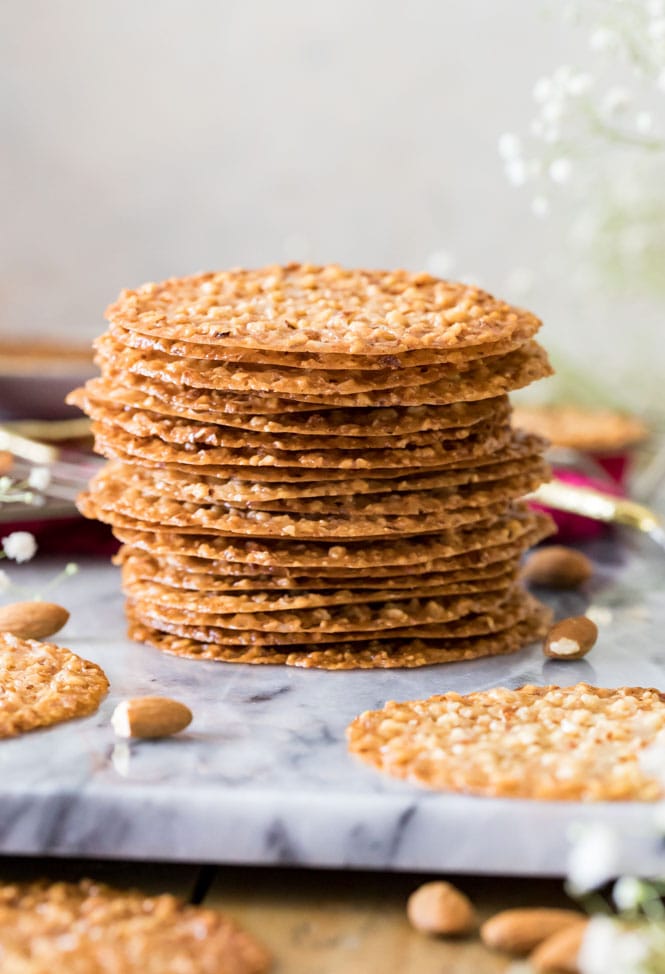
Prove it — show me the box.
[347,683,665,800]
[79,481,510,541]
[127,605,549,669]
[0,633,109,738]
[0,878,270,973]
[121,570,518,614]
[120,552,519,593]
[115,514,552,588]
[128,587,541,646]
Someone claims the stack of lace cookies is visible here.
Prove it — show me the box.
[70,264,556,669]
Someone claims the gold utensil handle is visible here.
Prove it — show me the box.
[530,480,663,534]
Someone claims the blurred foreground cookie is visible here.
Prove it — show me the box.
[70,264,555,668]
[347,683,665,800]
[0,633,108,737]
[0,879,270,973]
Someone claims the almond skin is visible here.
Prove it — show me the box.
[406,881,476,936]
[544,616,598,660]
[522,546,593,589]
[111,697,192,739]
[0,601,69,641]
[481,908,585,956]
[530,920,588,973]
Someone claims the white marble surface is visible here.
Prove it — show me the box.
[1,533,665,877]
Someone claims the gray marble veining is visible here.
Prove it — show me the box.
[1,532,665,876]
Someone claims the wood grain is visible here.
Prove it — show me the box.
[207,868,577,974]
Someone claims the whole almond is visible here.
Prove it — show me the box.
[530,920,588,973]
[522,546,593,589]
[0,601,69,641]
[544,616,598,660]
[406,881,476,936]
[111,697,192,739]
[481,908,585,956]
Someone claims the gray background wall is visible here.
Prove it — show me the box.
[1,1,662,411]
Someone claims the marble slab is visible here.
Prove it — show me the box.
[1,531,665,877]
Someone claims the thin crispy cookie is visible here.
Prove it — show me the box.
[0,878,270,973]
[95,339,552,407]
[347,683,665,800]
[72,386,510,451]
[0,633,108,737]
[106,263,542,355]
[127,606,549,669]
[106,505,551,569]
[75,376,505,434]
[108,321,538,369]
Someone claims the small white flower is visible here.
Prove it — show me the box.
[542,99,566,124]
[602,87,630,116]
[533,77,554,103]
[0,569,10,592]
[613,876,648,911]
[531,195,550,218]
[498,133,522,160]
[567,823,620,893]
[505,158,528,186]
[1,532,37,564]
[549,157,573,184]
[566,72,593,97]
[578,916,650,974]
[589,27,617,52]
[27,466,51,492]
[648,18,665,41]
[635,112,654,134]
[425,250,455,278]
[64,562,79,576]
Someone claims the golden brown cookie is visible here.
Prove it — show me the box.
[347,683,665,800]
[0,878,270,973]
[106,263,542,355]
[513,403,648,451]
[0,633,109,737]
[108,320,538,369]
[127,603,549,669]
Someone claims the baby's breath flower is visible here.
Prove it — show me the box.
[498,133,522,159]
[589,26,618,53]
[64,563,79,577]
[549,157,573,183]
[533,76,554,103]
[613,876,649,912]
[567,823,620,894]
[1,532,37,564]
[635,111,654,134]
[578,916,651,974]
[27,466,51,492]
[602,86,631,116]
[567,72,593,96]
[505,158,528,186]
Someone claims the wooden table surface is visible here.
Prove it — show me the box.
[0,857,578,972]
